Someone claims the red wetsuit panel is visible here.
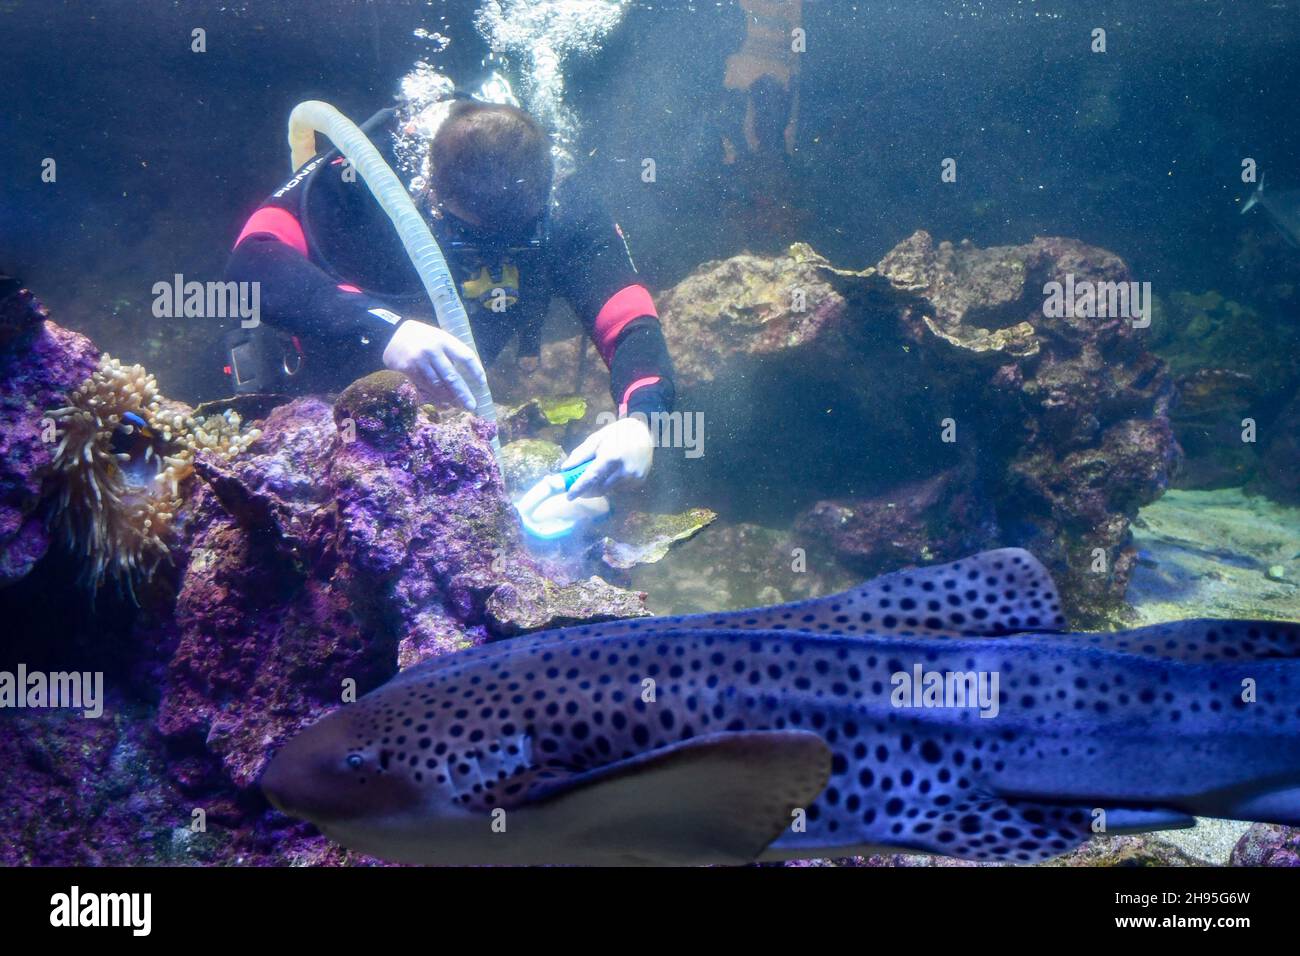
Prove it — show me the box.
[593,284,657,365]
[234,207,308,257]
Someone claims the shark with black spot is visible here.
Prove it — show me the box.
[262,549,1300,865]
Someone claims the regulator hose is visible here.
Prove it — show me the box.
[287,100,502,460]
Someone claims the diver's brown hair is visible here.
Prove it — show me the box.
[430,101,554,231]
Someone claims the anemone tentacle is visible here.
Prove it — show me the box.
[46,354,261,592]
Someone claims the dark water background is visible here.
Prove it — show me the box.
[2,0,1298,402]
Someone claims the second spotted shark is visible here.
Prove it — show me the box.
[262,549,1300,865]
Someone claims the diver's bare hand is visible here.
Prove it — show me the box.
[561,417,654,499]
[382,319,488,412]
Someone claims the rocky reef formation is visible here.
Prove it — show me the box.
[509,232,1178,621]
[1147,290,1300,491]
[159,375,649,838]
[4,267,1294,868]
[0,288,100,585]
[809,233,1178,619]
[0,304,648,863]
[1231,825,1300,866]
[793,469,997,580]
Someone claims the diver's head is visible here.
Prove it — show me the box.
[429,100,554,240]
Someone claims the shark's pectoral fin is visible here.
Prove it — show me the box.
[520,730,832,865]
[1097,806,1197,833]
[1207,784,1300,826]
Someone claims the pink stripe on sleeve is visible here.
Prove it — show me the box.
[233,207,308,256]
[593,285,657,365]
[619,376,662,417]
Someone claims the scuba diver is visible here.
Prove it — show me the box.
[224,96,675,500]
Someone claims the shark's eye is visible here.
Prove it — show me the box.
[346,753,364,770]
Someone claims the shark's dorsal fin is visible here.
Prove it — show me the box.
[1056,618,1300,664]
[551,548,1068,644]
[513,730,832,865]
[658,547,1067,637]
[737,547,1068,637]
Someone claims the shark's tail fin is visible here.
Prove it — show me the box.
[1242,172,1266,214]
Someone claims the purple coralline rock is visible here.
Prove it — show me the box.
[1230,824,1300,866]
[156,375,647,853]
[0,341,647,864]
[794,469,998,578]
[0,291,100,586]
[0,701,181,866]
[158,398,381,793]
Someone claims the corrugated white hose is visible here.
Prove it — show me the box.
[288,100,502,461]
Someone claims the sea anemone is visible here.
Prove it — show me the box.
[46,354,260,593]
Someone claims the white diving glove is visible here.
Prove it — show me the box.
[381,319,488,412]
[561,416,654,499]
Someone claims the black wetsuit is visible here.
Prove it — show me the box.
[225,108,674,417]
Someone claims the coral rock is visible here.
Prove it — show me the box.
[499,438,566,495]
[486,574,650,635]
[1230,824,1300,866]
[795,470,996,578]
[597,508,719,570]
[0,313,101,586]
[159,388,646,801]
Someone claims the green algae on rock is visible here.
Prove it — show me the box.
[486,574,650,634]
[536,395,588,425]
[499,438,566,494]
[333,370,420,447]
[598,508,718,570]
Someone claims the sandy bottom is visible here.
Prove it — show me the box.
[1127,488,1300,863]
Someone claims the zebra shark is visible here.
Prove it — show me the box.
[261,548,1300,865]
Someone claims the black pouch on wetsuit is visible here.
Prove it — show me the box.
[221,108,396,397]
[223,325,304,395]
